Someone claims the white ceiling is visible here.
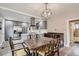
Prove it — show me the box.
[0,3,79,20]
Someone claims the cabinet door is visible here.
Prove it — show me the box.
[31,17,35,26]
[44,21,47,29]
[39,20,47,29]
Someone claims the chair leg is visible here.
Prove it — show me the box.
[32,50,38,56]
[34,50,38,56]
[57,50,59,56]
[12,51,14,56]
[32,51,35,56]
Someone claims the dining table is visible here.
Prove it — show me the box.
[25,37,55,55]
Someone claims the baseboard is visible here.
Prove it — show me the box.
[64,44,70,47]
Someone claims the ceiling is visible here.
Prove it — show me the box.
[0,3,79,20]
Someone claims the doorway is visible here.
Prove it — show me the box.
[69,19,79,45]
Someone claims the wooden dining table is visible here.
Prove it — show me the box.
[25,37,55,55]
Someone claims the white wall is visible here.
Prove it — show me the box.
[47,12,79,47]
[0,18,5,47]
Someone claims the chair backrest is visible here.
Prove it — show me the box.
[21,43,31,55]
[8,37,14,50]
[52,38,60,50]
[47,38,60,56]
[8,37,15,56]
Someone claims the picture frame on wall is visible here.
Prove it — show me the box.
[0,22,2,30]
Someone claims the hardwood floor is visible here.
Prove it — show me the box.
[68,43,79,56]
[59,43,79,56]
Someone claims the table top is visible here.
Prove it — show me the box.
[25,37,54,50]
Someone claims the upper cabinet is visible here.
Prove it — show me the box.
[30,17,35,26]
[30,17,47,30]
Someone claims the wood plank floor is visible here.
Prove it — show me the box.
[59,43,79,56]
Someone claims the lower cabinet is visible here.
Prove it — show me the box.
[44,32,64,47]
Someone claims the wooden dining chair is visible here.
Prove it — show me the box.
[50,38,60,56]
[37,38,60,56]
[8,37,32,56]
[36,44,49,56]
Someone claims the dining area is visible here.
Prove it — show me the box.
[9,36,60,56]
[0,2,79,58]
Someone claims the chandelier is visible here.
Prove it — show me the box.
[41,3,52,19]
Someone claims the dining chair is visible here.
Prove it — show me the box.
[8,37,32,56]
[37,38,60,56]
[50,38,60,56]
[36,44,49,56]
[13,33,28,45]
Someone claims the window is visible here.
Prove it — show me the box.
[75,23,79,29]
